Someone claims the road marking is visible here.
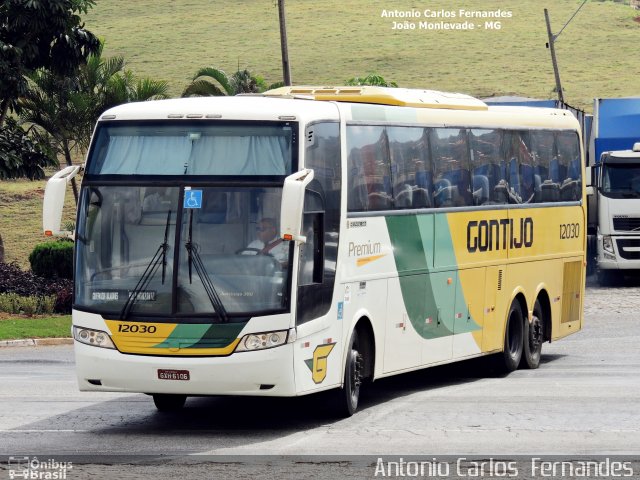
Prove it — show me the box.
[0,429,91,433]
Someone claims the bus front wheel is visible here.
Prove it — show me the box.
[334,329,364,417]
[153,394,187,412]
[500,300,524,372]
[521,300,544,369]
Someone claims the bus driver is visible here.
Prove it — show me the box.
[245,218,289,264]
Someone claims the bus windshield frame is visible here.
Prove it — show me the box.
[74,119,298,321]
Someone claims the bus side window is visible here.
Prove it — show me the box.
[346,125,392,211]
[469,128,502,206]
[431,128,472,207]
[556,131,582,201]
[388,126,433,209]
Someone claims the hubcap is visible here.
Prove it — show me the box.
[350,349,364,399]
[530,315,543,350]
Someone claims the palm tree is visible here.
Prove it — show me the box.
[19,42,170,200]
[182,67,280,97]
[182,67,235,97]
[77,43,169,147]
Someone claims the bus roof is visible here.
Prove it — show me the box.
[263,86,488,111]
[98,88,579,132]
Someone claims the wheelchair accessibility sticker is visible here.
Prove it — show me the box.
[183,189,202,209]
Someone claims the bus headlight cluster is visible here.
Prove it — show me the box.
[235,329,291,352]
[73,326,116,349]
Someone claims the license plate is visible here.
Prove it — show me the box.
[157,369,190,381]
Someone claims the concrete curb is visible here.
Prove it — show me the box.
[0,337,73,348]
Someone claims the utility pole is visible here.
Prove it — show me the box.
[544,8,564,104]
[277,0,292,86]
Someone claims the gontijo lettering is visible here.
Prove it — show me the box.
[467,217,533,253]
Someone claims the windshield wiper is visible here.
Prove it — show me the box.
[119,210,171,320]
[185,210,229,323]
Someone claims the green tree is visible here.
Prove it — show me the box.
[0,0,100,128]
[0,117,56,180]
[182,67,280,97]
[345,74,398,87]
[19,43,169,199]
[74,42,169,149]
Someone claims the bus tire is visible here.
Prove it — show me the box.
[153,394,187,412]
[521,300,544,369]
[334,329,365,417]
[500,299,524,372]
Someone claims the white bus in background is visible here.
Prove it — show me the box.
[44,86,585,416]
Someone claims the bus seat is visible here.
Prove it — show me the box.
[472,174,489,205]
[368,191,392,210]
[533,174,542,202]
[540,179,560,202]
[509,158,521,196]
[434,184,456,208]
[560,178,580,201]
[412,187,431,208]
[567,158,581,180]
[394,185,413,208]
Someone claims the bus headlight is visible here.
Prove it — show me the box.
[602,236,614,254]
[235,329,291,352]
[73,326,116,349]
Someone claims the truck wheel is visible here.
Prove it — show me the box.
[334,329,364,417]
[521,300,544,369]
[153,394,186,412]
[499,300,524,373]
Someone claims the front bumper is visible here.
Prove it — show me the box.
[74,341,296,396]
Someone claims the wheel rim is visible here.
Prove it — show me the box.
[529,314,543,351]
[349,348,364,407]
[507,311,520,356]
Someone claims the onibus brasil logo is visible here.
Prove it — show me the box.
[8,456,72,479]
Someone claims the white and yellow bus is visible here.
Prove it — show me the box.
[44,87,585,416]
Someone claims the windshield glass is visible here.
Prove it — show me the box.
[87,122,294,176]
[601,162,640,198]
[75,185,292,318]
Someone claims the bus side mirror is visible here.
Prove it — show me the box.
[43,165,82,237]
[280,169,314,243]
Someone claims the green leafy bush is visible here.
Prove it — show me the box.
[29,240,74,279]
[0,293,57,316]
[0,262,72,313]
[0,118,57,180]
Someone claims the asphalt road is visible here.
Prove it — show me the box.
[0,279,639,478]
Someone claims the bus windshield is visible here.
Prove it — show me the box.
[87,121,294,176]
[75,185,291,319]
[601,162,640,198]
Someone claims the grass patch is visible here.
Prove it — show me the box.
[0,178,76,268]
[0,314,72,340]
[82,0,640,110]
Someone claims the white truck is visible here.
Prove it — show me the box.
[588,97,640,284]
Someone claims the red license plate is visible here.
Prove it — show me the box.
[157,369,190,381]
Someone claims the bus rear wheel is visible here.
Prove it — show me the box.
[153,394,187,412]
[521,300,544,369]
[500,300,524,372]
[334,329,364,417]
